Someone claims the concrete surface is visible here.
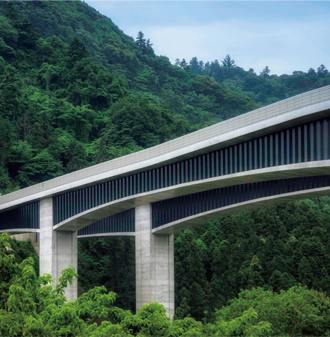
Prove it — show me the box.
[135,204,175,318]
[77,232,135,239]
[39,198,78,301]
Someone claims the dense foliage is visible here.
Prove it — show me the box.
[78,237,135,311]
[7,236,39,275]
[174,197,330,321]
[3,233,330,336]
[79,197,330,323]
[0,1,257,193]
[178,55,330,105]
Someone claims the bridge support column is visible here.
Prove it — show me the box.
[39,198,78,301]
[135,204,175,318]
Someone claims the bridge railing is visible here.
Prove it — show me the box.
[1,85,330,206]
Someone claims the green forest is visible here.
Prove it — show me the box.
[1,1,330,335]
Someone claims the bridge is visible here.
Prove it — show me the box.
[1,85,330,318]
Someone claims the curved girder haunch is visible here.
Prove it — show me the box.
[53,161,330,232]
[3,174,330,238]
[77,174,330,238]
[77,208,135,237]
[52,116,330,226]
[152,175,330,234]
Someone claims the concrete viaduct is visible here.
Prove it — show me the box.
[1,85,330,318]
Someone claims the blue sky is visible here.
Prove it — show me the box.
[85,1,330,75]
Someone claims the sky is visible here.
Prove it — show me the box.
[84,1,330,76]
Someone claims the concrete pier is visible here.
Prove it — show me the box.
[135,204,175,318]
[39,198,78,301]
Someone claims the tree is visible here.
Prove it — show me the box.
[222,54,235,68]
[308,68,316,76]
[4,3,39,50]
[78,237,135,311]
[260,66,270,77]
[120,303,171,336]
[0,37,15,59]
[68,37,88,68]
[180,58,188,69]
[0,15,18,49]
[145,38,155,56]
[189,57,199,74]
[209,308,272,336]
[0,233,16,312]
[239,255,265,289]
[209,60,223,82]
[317,64,328,78]
[135,31,146,51]
[16,19,40,50]
[298,256,313,287]
[216,286,330,336]
[175,230,208,320]
[38,63,61,91]
[4,1,21,24]
[17,149,63,186]
[0,233,122,336]
[64,140,89,173]
[103,94,173,148]
[135,32,154,56]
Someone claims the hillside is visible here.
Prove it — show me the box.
[1,0,330,324]
[0,0,259,193]
[1,1,329,192]
[177,55,330,105]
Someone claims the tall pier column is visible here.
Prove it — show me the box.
[39,198,78,301]
[135,204,175,318]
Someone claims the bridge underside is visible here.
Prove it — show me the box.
[152,175,330,233]
[2,175,330,317]
[53,115,330,231]
[64,173,330,237]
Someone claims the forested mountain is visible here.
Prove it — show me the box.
[178,55,330,105]
[0,0,257,193]
[1,0,330,326]
[0,1,329,192]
